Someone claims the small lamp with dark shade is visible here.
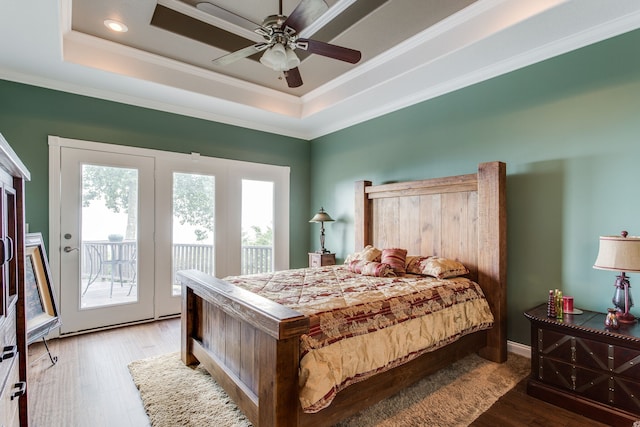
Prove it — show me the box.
[593,231,640,324]
[309,207,334,254]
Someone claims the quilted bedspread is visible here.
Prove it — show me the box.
[223,265,494,413]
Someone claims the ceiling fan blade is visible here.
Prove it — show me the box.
[212,43,269,66]
[196,2,261,33]
[296,39,361,64]
[284,68,303,88]
[282,0,329,34]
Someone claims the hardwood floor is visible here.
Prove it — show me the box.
[27,319,610,426]
[471,377,610,427]
[27,318,180,427]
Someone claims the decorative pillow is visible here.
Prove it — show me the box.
[405,255,426,274]
[348,259,365,273]
[406,255,469,279]
[344,245,382,264]
[381,248,407,274]
[348,260,395,277]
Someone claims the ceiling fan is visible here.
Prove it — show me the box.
[200,0,362,88]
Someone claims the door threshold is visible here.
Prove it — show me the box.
[59,316,173,338]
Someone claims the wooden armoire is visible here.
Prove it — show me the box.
[0,133,30,426]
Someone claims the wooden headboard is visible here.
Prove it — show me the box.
[354,161,507,362]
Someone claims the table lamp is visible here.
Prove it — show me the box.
[593,231,640,324]
[309,207,334,254]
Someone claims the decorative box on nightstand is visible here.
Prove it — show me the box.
[308,252,336,268]
[525,304,640,426]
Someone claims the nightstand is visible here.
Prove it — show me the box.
[308,252,336,268]
[525,304,640,426]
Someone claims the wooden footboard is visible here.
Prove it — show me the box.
[179,269,488,427]
[180,269,308,426]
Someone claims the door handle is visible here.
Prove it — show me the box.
[64,246,79,253]
[0,236,11,264]
[5,236,13,262]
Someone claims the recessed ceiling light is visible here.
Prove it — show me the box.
[104,19,128,33]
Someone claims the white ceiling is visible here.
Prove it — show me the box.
[2,0,640,140]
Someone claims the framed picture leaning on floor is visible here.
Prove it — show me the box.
[25,232,61,344]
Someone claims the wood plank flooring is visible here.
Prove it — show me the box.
[471,377,609,427]
[27,319,609,427]
[27,318,180,427]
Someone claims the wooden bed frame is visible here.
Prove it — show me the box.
[179,161,507,427]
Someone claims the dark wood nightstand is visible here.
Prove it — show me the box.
[525,304,640,426]
[308,252,336,268]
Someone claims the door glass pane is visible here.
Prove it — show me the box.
[172,173,215,296]
[242,180,274,274]
[80,164,138,308]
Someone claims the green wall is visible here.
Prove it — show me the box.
[3,27,640,347]
[0,81,311,268]
[310,28,640,345]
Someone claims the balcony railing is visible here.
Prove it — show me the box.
[241,245,273,275]
[173,243,215,277]
[80,241,273,284]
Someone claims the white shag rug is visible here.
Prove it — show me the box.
[129,352,529,427]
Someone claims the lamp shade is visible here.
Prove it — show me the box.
[593,233,640,272]
[309,207,334,223]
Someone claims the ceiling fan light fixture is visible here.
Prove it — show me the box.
[285,47,300,70]
[260,43,299,72]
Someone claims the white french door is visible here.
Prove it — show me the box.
[49,136,290,335]
[58,147,155,333]
[153,158,223,317]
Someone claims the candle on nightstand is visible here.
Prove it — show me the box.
[563,296,574,313]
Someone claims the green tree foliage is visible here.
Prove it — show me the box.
[242,225,273,246]
[82,165,136,213]
[172,173,215,241]
[83,168,216,242]
[82,165,138,239]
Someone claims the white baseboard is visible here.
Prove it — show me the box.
[507,340,531,358]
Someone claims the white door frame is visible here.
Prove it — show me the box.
[49,136,290,334]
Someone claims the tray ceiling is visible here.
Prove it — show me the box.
[1,0,640,139]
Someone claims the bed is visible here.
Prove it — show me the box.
[178,161,507,427]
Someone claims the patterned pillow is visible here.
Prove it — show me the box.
[405,255,426,274]
[344,245,382,264]
[381,248,407,274]
[348,260,395,277]
[406,255,469,279]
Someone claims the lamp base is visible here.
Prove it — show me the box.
[617,311,636,324]
[611,272,635,324]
